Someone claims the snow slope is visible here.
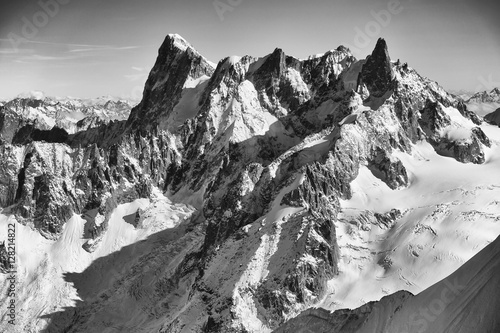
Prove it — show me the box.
[275,234,500,333]
[317,122,500,312]
[0,193,195,333]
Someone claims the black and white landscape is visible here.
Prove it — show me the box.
[1,1,500,333]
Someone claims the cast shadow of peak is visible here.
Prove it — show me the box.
[40,211,204,333]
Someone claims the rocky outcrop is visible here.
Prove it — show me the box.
[419,100,490,163]
[359,38,395,98]
[0,241,10,273]
[484,107,500,126]
[340,209,403,232]
[455,100,482,125]
[367,148,408,190]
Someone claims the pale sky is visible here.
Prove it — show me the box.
[0,0,499,100]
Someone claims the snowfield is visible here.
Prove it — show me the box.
[318,122,500,312]
[0,194,195,333]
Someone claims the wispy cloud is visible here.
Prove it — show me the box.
[124,66,149,82]
[0,47,35,55]
[124,73,148,82]
[0,38,147,53]
[0,38,137,48]
[69,45,141,53]
[8,53,86,64]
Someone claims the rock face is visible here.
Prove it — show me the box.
[0,36,494,332]
[358,38,394,98]
[0,241,10,273]
[125,34,215,133]
[484,107,500,126]
[419,100,490,163]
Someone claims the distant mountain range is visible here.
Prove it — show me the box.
[465,88,500,116]
[467,88,500,104]
[0,94,134,135]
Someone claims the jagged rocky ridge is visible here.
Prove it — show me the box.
[465,87,500,116]
[0,35,492,331]
[467,87,500,104]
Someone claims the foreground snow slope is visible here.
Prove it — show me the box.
[275,234,500,333]
[0,193,195,333]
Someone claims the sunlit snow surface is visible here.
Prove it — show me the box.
[318,122,500,312]
[0,194,195,332]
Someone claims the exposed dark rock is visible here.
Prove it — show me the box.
[0,241,10,273]
[434,133,487,164]
[281,163,342,219]
[12,124,69,145]
[76,115,106,131]
[394,95,425,143]
[484,108,500,126]
[367,148,408,189]
[14,152,32,202]
[419,100,489,164]
[419,100,451,140]
[374,209,402,229]
[31,174,74,235]
[456,101,482,125]
[359,38,395,98]
[126,34,215,133]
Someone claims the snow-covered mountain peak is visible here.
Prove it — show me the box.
[465,87,500,116]
[165,33,193,52]
[1,34,500,333]
[161,33,216,70]
[0,94,134,136]
[467,87,500,103]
